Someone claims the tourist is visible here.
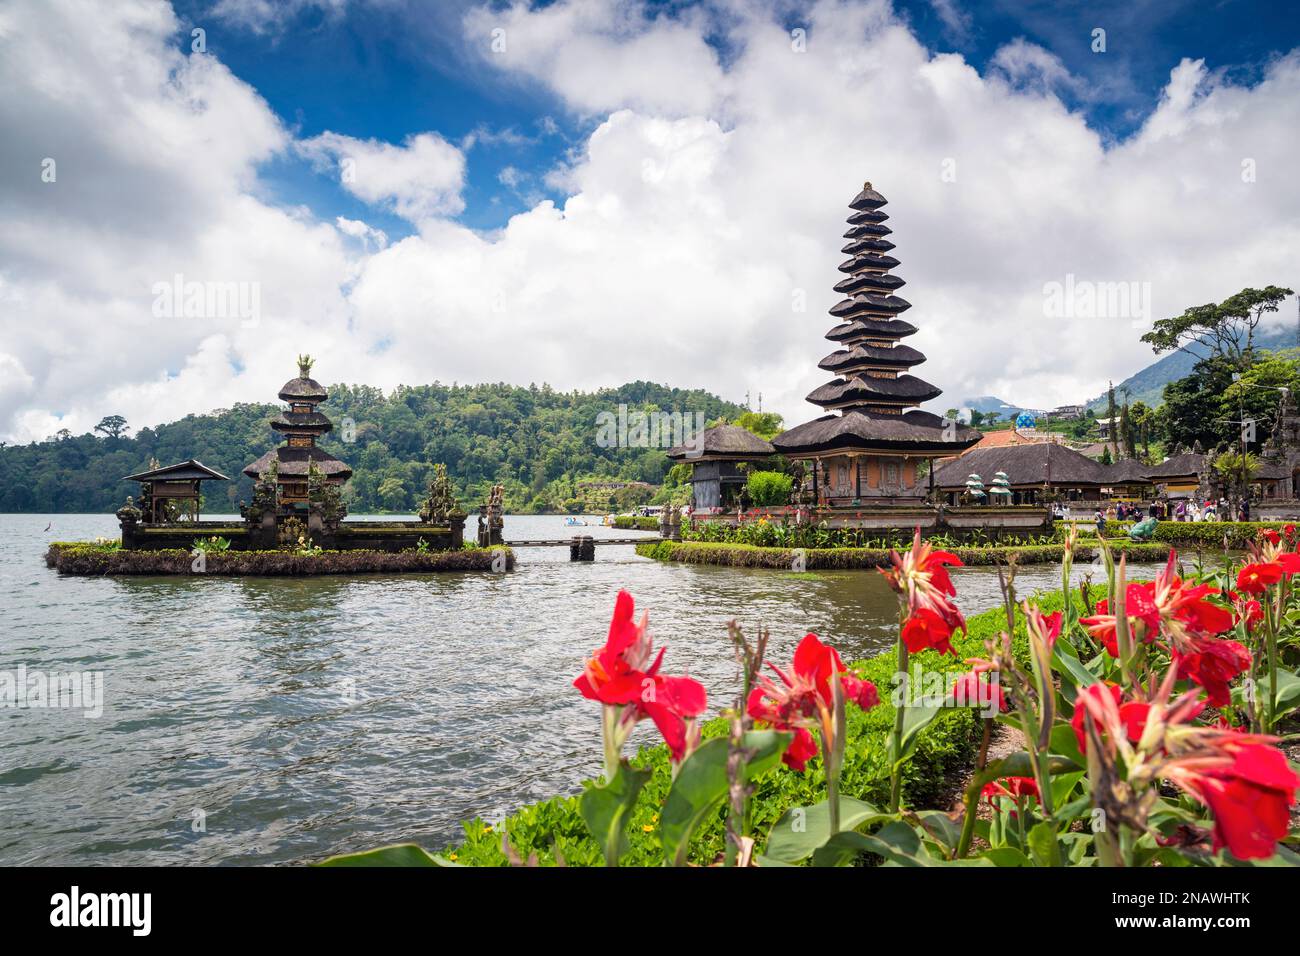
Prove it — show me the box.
[1175,499,1187,522]
[1240,499,1251,522]
[1094,509,1106,536]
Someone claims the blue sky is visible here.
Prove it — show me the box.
[4,0,1299,439]
[170,0,1300,239]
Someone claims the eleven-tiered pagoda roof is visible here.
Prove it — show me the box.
[773,182,980,458]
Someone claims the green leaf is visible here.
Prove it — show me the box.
[658,730,789,867]
[1027,821,1059,867]
[980,846,1031,867]
[762,796,888,864]
[579,761,652,867]
[811,821,936,867]
[315,843,452,867]
[888,701,945,767]
[1272,668,1300,717]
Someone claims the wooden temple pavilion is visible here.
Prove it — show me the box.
[242,355,353,511]
[667,424,776,510]
[123,459,230,522]
[772,183,981,503]
[1144,452,1206,501]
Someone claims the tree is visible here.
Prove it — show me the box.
[1106,381,1119,461]
[376,476,407,512]
[1160,355,1237,453]
[1119,401,1136,459]
[733,411,783,441]
[1141,285,1294,368]
[93,415,128,440]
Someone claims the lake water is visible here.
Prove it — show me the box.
[1,512,1142,865]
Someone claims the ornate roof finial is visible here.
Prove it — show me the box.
[297,354,314,379]
[863,181,872,190]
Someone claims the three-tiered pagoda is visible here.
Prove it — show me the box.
[773,183,979,503]
[243,355,353,510]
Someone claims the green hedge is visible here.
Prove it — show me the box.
[1091,519,1290,548]
[636,539,1172,570]
[612,515,660,531]
[439,589,1094,867]
[45,542,512,576]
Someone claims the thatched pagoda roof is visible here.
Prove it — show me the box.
[242,446,353,480]
[818,344,925,372]
[843,223,892,239]
[833,270,904,294]
[849,183,888,210]
[829,294,912,318]
[807,374,942,407]
[278,376,329,403]
[666,424,775,461]
[271,411,334,432]
[774,410,978,456]
[825,318,918,341]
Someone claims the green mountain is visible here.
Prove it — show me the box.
[1086,324,1298,412]
[0,381,746,514]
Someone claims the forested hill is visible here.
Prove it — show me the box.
[0,381,746,514]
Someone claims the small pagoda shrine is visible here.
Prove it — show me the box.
[243,355,353,512]
[773,182,980,504]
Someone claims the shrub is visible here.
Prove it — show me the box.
[746,471,793,507]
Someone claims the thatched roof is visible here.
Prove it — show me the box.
[843,223,892,239]
[847,207,889,225]
[807,374,941,407]
[825,318,918,341]
[271,411,334,432]
[278,376,328,403]
[838,253,900,274]
[932,443,1111,488]
[829,294,912,318]
[818,344,925,372]
[1145,452,1205,480]
[1104,458,1152,483]
[123,459,230,483]
[834,272,905,296]
[242,446,353,479]
[666,424,775,461]
[849,183,888,210]
[774,409,980,456]
[1255,461,1292,480]
[841,238,896,256]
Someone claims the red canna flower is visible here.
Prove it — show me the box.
[1081,551,1232,657]
[1259,528,1282,546]
[982,776,1039,801]
[1173,637,1251,708]
[1071,683,1159,754]
[574,591,707,775]
[1237,562,1283,594]
[949,669,1007,712]
[1165,740,1300,860]
[901,606,963,656]
[880,528,965,624]
[1276,552,1300,577]
[747,633,879,771]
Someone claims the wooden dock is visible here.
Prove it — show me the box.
[504,537,661,547]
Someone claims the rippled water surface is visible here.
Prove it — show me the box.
[1,513,1160,865]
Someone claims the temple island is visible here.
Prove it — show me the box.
[671,182,1051,536]
[668,183,1300,537]
[47,356,512,576]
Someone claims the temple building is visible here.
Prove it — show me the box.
[243,355,352,512]
[667,424,776,510]
[772,183,980,503]
[123,458,230,522]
